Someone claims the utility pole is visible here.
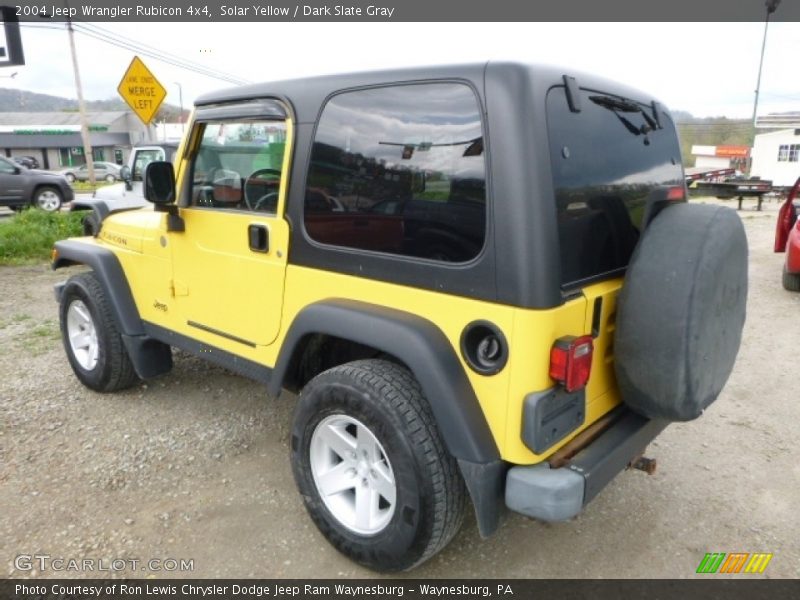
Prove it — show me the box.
[751,0,781,128]
[66,1,96,185]
[174,82,185,133]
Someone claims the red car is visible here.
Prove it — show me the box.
[775,176,800,291]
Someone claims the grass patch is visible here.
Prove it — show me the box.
[31,320,60,339]
[0,314,30,331]
[11,318,61,357]
[0,209,84,265]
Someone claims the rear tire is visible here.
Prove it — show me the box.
[290,359,466,571]
[783,264,800,292]
[59,272,138,392]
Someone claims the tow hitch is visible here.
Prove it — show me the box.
[629,455,657,475]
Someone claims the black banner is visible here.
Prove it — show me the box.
[2,580,800,600]
[5,0,800,22]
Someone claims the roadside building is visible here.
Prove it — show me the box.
[690,144,750,173]
[750,127,800,188]
[0,110,151,170]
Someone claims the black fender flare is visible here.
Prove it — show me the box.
[53,240,143,336]
[270,299,506,536]
[270,299,499,463]
[52,240,171,378]
[69,198,111,227]
[70,198,145,235]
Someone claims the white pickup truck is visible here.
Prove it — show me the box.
[70,143,179,235]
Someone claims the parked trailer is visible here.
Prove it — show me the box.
[691,178,773,211]
[684,166,735,184]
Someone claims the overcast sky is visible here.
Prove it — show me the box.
[2,22,798,119]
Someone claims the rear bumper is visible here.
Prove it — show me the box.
[505,409,667,521]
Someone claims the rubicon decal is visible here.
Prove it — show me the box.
[696,552,773,574]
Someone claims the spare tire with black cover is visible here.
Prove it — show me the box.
[614,203,747,421]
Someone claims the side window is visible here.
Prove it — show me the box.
[189,120,287,213]
[0,158,15,174]
[305,83,487,262]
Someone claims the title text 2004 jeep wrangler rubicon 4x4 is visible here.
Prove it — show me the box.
[52,63,748,571]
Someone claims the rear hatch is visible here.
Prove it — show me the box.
[546,84,685,406]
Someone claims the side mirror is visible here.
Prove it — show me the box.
[144,161,176,205]
[120,165,132,190]
[144,161,184,233]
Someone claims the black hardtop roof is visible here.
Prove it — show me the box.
[194,61,668,123]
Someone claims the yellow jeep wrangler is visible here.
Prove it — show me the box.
[53,62,748,571]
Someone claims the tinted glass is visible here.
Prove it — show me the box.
[305,83,486,262]
[189,120,287,213]
[547,87,683,286]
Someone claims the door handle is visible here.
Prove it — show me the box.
[248,224,269,253]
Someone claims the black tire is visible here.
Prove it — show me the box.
[59,272,139,392]
[290,359,466,571]
[82,212,101,236]
[105,174,116,183]
[615,203,748,421]
[783,264,800,292]
[65,173,76,184]
[33,186,63,212]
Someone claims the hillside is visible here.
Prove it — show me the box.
[0,87,185,121]
[1,88,754,166]
[675,116,755,167]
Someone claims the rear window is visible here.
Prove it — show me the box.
[547,86,683,287]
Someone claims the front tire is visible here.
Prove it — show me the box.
[290,359,466,571]
[59,272,138,392]
[783,264,800,292]
[33,186,63,212]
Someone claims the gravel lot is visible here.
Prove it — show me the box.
[1,199,798,579]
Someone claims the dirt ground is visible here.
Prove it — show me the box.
[1,198,798,579]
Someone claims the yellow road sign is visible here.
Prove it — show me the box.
[117,56,166,125]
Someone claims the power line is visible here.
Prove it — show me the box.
[21,22,249,86]
[72,24,249,85]
[74,22,250,85]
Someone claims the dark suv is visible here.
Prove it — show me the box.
[52,63,748,571]
[0,156,73,212]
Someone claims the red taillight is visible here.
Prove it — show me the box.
[776,177,800,253]
[549,335,594,392]
[667,185,686,201]
[775,200,793,253]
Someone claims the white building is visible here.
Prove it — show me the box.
[690,144,749,175]
[750,128,800,188]
[0,111,151,170]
